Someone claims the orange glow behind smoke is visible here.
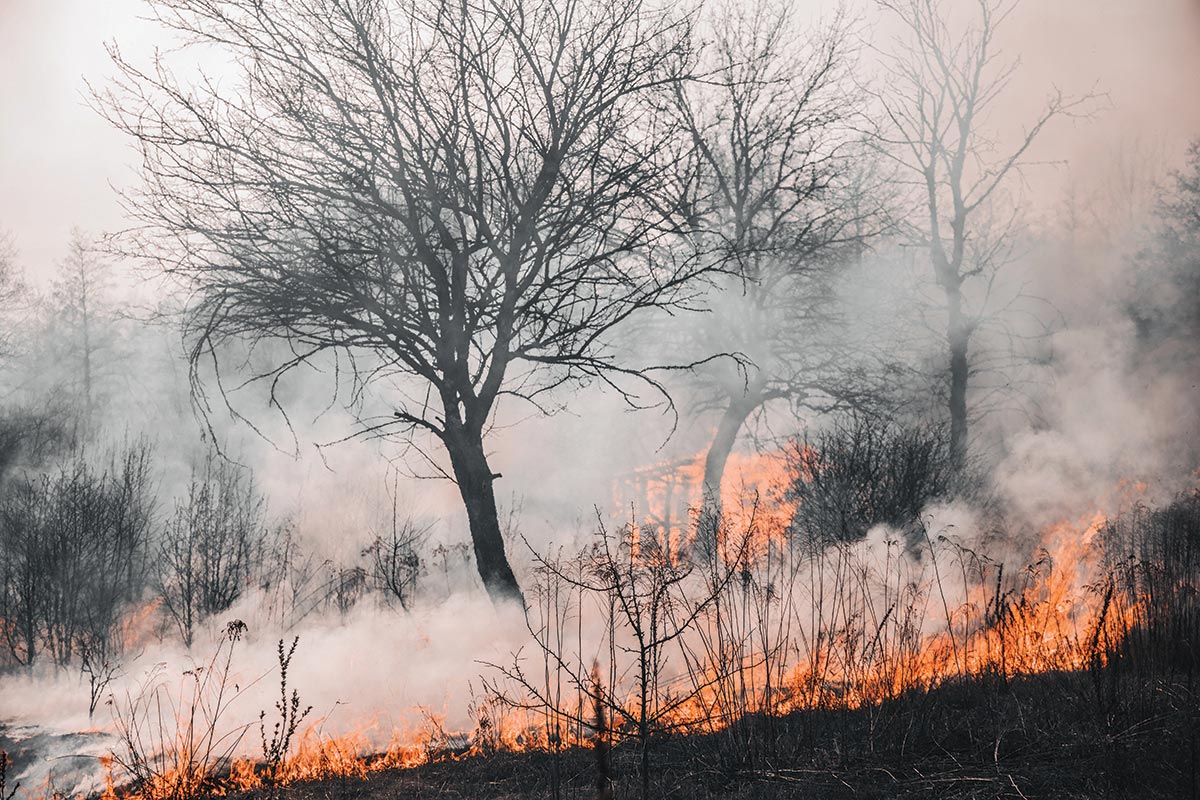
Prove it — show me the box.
[102,456,1169,800]
[612,448,796,552]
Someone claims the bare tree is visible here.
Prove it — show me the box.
[156,450,271,647]
[363,513,427,611]
[49,229,117,434]
[485,517,749,799]
[101,0,704,605]
[0,230,26,364]
[0,229,134,479]
[670,2,880,537]
[871,0,1088,465]
[0,444,154,672]
[0,482,43,668]
[1132,140,1200,349]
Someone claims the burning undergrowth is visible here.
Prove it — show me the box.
[4,455,1196,800]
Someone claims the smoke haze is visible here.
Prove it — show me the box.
[0,0,1198,796]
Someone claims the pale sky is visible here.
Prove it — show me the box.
[1,0,1199,278]
[0,0,153,278]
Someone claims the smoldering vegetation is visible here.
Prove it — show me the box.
[0,0,1198,798]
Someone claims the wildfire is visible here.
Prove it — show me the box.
[612,446,796,555]
[90,463,1180,800]
[102,718,477,800]
[608,457,1157,722]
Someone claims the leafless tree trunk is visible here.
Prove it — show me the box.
[697,390,759,552]
[872,0,1088,466]
[52,229,111,436]
[671,1,880,539]
[444,419,521,602]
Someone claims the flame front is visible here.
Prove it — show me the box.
[97,455,1186,800]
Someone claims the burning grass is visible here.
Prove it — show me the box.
[70,485,1200,800]
[2,428,1193,799]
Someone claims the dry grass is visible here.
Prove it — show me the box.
[89,493,1200,800]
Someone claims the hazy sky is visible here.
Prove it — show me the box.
[1,0,1199,277]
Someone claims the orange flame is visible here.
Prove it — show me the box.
[97,458,1180,799]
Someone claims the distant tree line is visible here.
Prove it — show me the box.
[0,429,431,714]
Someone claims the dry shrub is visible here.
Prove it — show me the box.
[786,416,964,545]
[108,621,251,800]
